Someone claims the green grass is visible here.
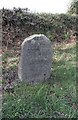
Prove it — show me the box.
[2,42,76,118]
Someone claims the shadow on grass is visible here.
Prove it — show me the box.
[47,57,76,86]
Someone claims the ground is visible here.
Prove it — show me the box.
[1,41,76,118]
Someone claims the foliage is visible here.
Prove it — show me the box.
[67,0,78,15]
[2,8,77,49]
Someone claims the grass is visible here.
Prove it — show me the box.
[2,42,76,118]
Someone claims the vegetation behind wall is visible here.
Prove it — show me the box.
[2,8,77,48]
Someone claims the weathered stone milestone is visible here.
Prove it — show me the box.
[18,34,52,84]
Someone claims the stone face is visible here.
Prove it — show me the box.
[18,34,52,84]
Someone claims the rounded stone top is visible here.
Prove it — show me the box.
[22,34,50,47]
